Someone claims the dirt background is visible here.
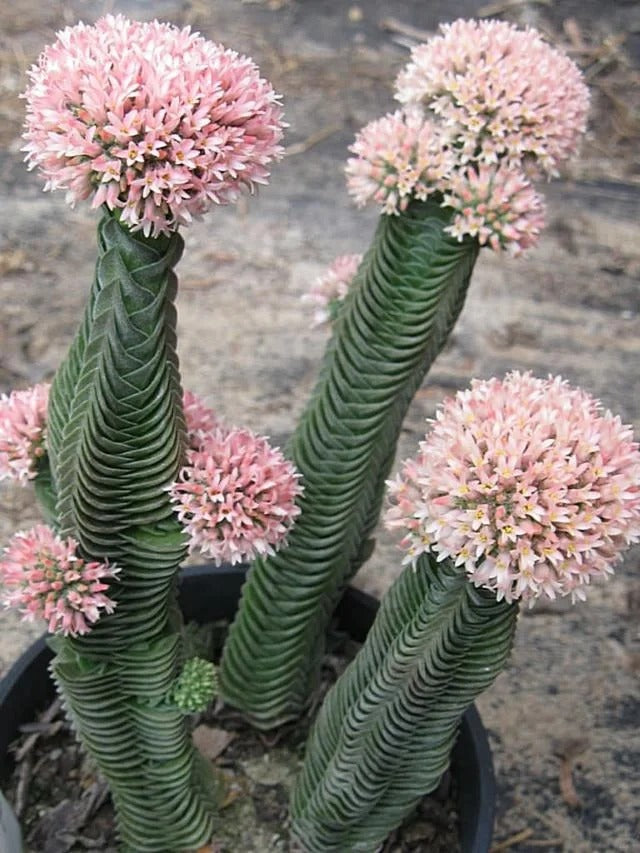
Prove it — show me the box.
[0,1,639,851]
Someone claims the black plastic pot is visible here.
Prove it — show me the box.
[0,564,496,852]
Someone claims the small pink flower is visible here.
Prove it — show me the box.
[442,164,546,255]
[302,254,363,327]
[345,110,453,214]
[385,372,640,605]
[168,426,303,565]
[0,383,50,484]
[22,15,285,237]
[182,390,219,450]
[0,525,119,636]
[395,18,589,177]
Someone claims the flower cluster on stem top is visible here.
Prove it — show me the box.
[345,19,589,255]
[22,15,284,236]
[395,19,589,176]
[442,165,546,253]
[0,525,119,636]
[345,110,453,215]
[386,372,640,605]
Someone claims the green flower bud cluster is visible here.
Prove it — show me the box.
[171,657,218,713]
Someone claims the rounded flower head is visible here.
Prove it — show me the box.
[22,14,285,236]
[386,372,640,605]
[302,253,363,327]
[168,425,303,565]
[0,382,50,484]
[396,18,589,177]
[0,525,119,636]
[443,164,546,255]
[346,110,453,214]
[183,390,219,450]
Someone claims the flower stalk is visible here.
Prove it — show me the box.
[220,199,479,727]
[290,554,518,852]
[45,210,216,850]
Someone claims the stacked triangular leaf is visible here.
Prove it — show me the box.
[290,554,518,851]
[221,199,479,728]
[45,212,215,851]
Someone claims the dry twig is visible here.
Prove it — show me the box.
[561,18,629,80]
[477,0,551,17]
[79,779,110,826]
[15,696,63,762]
[14,752,33,818]
[378,17,435,43]
[18,719,64,736]
[554,737,588,808]
[491,827,534,851]
[285,124,342,157]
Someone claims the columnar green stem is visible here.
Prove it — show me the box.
[220,199,479,728]
[290,555,518,852]
[44,211,215,851]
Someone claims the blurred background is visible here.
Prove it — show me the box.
[1,1,639,850]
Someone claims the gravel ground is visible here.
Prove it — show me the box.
[1,2,639,851]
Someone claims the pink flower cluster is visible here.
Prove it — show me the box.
[0,383,50,484]
[0,525,119,636]
[346,19,589,254]
[183,389,220,448]
[345,111,452,215]
[396,19,589,176]
[169,415,302,566]
[442,165,545,255]
[386,372,640,605]
[22,15,284,237]
[302,253,363,326]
